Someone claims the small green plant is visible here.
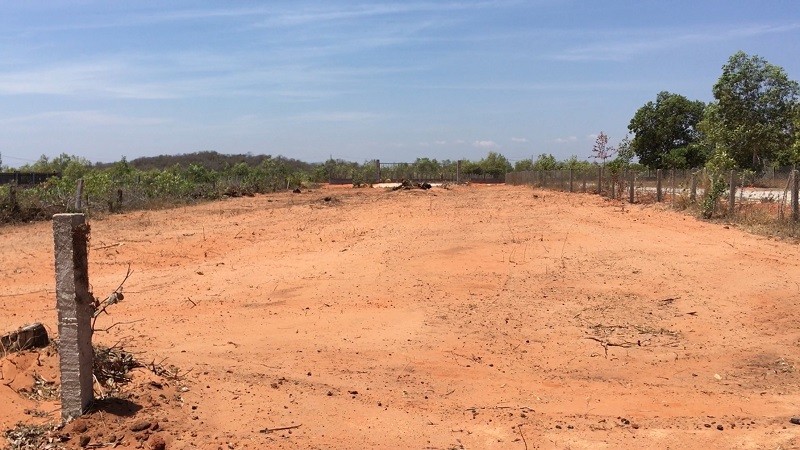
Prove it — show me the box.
[701,149,735,219]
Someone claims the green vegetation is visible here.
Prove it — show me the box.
[0,150,516,224]
[628,92,706,169]
[701,51,799,170]
[628,51,799,174]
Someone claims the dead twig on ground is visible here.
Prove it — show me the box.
[260,424,302,433]
[93,242,123,250]
[518,424,528,450]
[0,289,49,298]
[659,296,680,305]
[584,336,636,359]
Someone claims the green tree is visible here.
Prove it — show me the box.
[479,152,512,178]
[513,159,534,171]
[590,132,616,166]
[628,91,706,169]
[461,160,482,176]
[784,105,800,167]
[563,155,592,171]
[532,153,558,171]
[700,51,799,170]
[412,158,441,178]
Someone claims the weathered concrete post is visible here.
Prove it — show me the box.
[792,169,799,222]
[690,172,698,202]
[74,179,84,211]
[728,170,737,216]
[670,169,676,205]
[375,160,381,183]
[629,170,635,204]
[9,182,19,213]
[456,160,462,183]
[656,169,663,202]
[53,214,93,421]
[568,169,574,193]
[597,167,603,195]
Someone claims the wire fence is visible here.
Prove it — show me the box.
[507,167,800,224]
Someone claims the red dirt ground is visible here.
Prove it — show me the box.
[2,184,800,449]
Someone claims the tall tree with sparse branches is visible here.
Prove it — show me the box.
[591,132,616,166]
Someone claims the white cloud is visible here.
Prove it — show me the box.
[434,140,447,145]
[511,137,528,143]
[473,140,498,149]
[586,134,598,141]
[553,136,577,144]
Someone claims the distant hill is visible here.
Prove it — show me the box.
[98,151,317,172]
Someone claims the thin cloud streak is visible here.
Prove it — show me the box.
[0,110,171,127]
[554,22,800,62]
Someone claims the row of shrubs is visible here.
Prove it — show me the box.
[0,151,514,224]
[0,157,310,223]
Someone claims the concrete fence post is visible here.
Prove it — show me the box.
[690,173,698,202]
[582,172,586,193]
[569,169,574,193]
[597,167,603,195]
[456,160,461,183]
[53,213,94,421]
[629,170,635,203]
[656,169,663,202]
[9,182,19,213]
[792,169,799,222]
[728,170,736,216]
[74,179,84,211]
[375,160,381,183]
[670,169,676,205]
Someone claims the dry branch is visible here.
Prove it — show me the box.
[584,336,636,358]
[260,424,302,433]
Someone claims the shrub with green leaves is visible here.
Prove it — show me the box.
[701,149,736,219]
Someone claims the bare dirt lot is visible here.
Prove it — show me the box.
[2,184,800,449]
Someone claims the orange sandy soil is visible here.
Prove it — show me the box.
[2,184,800,449]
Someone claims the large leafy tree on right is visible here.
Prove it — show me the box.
[700,51,799,170]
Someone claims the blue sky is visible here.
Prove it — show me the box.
[1,1,798,166]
